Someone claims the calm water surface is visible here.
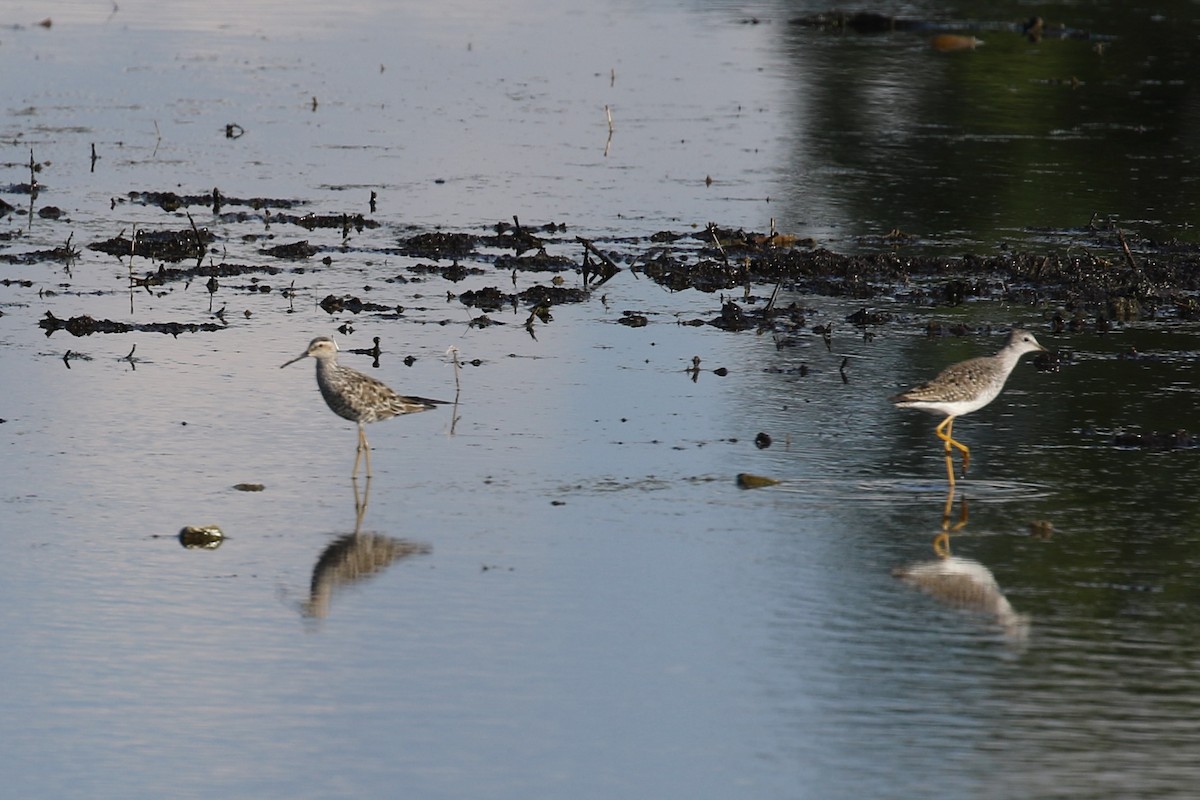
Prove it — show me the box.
[2,1,1200,798]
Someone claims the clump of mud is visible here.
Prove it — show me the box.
[90,227,213,262]
[38,311,225,337]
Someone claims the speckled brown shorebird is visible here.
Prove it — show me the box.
[282,336,446,478]
[890,329,1046,485]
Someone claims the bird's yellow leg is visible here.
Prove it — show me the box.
[939,416,957,485]
[936,416,955,453]
[935,416,971,477]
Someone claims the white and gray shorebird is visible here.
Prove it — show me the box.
[282,336,447,478]
[890,329,1046,485]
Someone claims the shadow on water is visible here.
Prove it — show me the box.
[302,478,432,620]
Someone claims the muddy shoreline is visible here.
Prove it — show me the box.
[7,190,1200,339]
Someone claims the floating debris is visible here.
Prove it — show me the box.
[161,261,283,286]
[408,261,485,282]
[179,525,224,549]
[61,349,93,368]
[520,285,588,306]
[0,242,80,265]
[1029,520,1054,540]
[262,240,319,259]
[459,287,513,311]
[348,337,382,358]
[577,237,622,287]
[318,294,399,315]
[480,216,564,255]
[931,34,982,52]
[494,249,575,272]
[126,189,301,212]
[468,314,501,329]
[736,473,780,489]
[397,231,478,259]
[294,213,378,232]
[709,301,753,331]
[846,307,891,327]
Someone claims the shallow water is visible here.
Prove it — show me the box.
[3,1,1200,798]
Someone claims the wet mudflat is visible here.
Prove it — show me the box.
[3,1,1200,798]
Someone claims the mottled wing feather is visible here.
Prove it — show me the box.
[380,395,443,418]
[891,355,994,403]
[397,395,450,408]
[316,361,446,424]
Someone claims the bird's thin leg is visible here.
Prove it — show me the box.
[935,416,971,477]
[940,417,952,452]
[938,417,957,486]
[361,426,373,479]
[351,425,365,479]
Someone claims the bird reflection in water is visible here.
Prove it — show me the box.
[893,487,1030,643]
[302,477,432,619]
[932,485,969,557]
